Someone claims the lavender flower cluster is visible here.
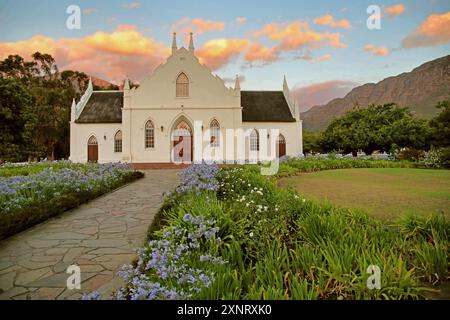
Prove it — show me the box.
[114,214,226,300]
[176,162,220,193]
[0,162,132,213]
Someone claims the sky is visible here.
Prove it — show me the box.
[0,0,449,110]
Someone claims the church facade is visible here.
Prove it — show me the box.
[69,33,303,164]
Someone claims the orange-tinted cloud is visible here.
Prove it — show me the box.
[402,11,450,48]
[0,25,167,83]
[244,42,279,62]
[364,43,390,56]
[196,38,249,70]
[291,80,358,111]
[312,54,332,63]
[313,15,352,29]
[253,21,347,51]
[385,4,406,17]
[172,18,225,43]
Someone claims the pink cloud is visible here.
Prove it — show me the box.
[291,80,359,111]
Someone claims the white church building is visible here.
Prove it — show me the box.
[69,33,303,165]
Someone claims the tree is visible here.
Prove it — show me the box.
[303,131,323,154]
[429,100,450,148]
[0,53,81,160]
[0,78,32,162]
[321,103,430,156]
[429,100,450,167]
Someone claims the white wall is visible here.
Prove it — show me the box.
[242,121,303,160]
[69,123,123,163]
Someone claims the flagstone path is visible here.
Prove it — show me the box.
[0,170,180,300]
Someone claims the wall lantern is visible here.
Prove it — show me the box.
[104,135,107,140]
[161,126,164,132]
[267,133,270,139]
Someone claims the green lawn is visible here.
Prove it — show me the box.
[278,168,450,220]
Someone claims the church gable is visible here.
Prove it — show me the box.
[129,34,238,109]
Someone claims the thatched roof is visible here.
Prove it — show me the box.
[75,91,123,123]
[75,90,295,123]
[241,91,295,122]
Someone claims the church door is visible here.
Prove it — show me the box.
[277,134,286,158]
[87,136,98,162]
[172,121,193,163]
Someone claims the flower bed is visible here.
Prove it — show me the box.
[0,162,143,239]
[103,163,448,300]
[277,158,420,176]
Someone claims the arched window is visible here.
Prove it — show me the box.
[88,136,98,145]
[210,119,220,147]
[114,131,122,153]
[176,72,189,97]
[277,134,286,144]
[250,129,259,151]
[145,120,155,148]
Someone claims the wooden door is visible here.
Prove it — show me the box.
[173,136,192,162]
[277,142,286,157]
[277,134,286,158]
[87,136,98,162]
[88,145,98,162]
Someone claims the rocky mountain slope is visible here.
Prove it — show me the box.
[301,55,450,131]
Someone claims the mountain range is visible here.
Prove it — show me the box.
[301,55,450,131]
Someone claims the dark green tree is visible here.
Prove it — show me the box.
[321,103,430,156]
[0,78,32,162]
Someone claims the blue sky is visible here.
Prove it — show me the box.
[0,0,449,109]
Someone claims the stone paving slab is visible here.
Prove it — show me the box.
[0,170,180,300]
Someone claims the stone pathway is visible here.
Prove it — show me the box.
[0,170,180,300]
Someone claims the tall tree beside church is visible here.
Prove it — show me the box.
[0,78,32,162]
[0,52,81,160]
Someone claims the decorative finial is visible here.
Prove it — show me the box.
[172,32,177,55]
[188,32,195,52]
[234,74,240,90]
[124,78,130,90]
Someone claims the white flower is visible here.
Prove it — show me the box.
[249,232,254,237]
[302,199,306,203]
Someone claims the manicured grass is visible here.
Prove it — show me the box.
[278,168,450,220]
